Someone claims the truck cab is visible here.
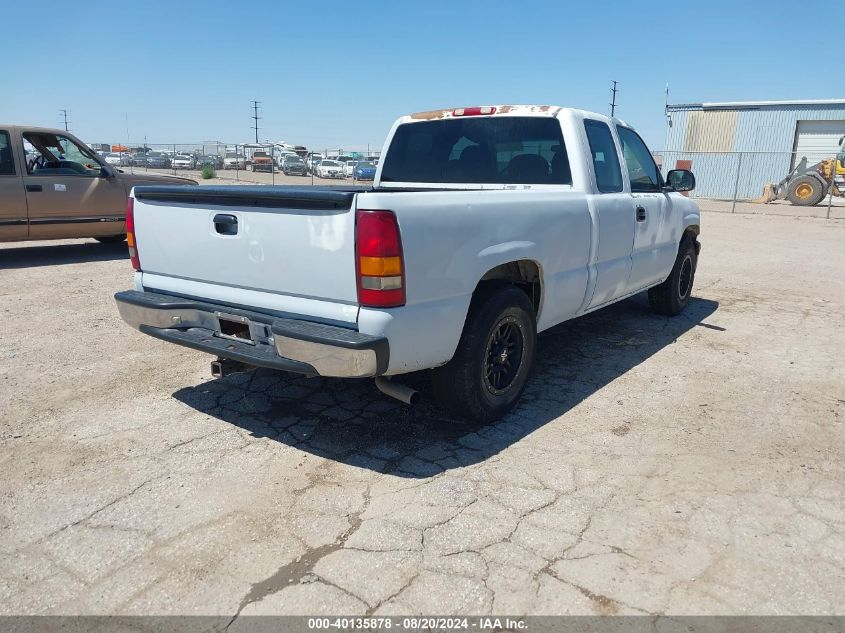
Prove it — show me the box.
[0,125,196,243]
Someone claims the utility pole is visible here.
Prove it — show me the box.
[609,81,619,117]
[251,100,261,143]
[60,109,70,131]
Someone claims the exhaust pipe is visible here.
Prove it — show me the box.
[374,377,419,405]
[211,358,252,378]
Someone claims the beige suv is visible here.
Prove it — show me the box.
[0,125,195,243]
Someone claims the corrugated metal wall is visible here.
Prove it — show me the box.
[684,111,738,152]
[662,103,845,199]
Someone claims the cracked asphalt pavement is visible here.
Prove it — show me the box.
[0,212,843,616]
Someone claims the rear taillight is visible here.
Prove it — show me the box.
[125,197,141,271]
[355,209,405,307]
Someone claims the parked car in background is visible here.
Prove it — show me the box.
[274,152,296,169]
[223,152,247,169]
[251,151,274,172]
[198,155,224,169]
[306,153,323,174]
[316,159,344,178]
[353,160,376,181]
[172,155,196,169]
[104,152,130,166]
[342,160,358,178]
[282,155,307,176]
[131,152,171,169]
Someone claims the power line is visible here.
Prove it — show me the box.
[609,81,619,117]
[60,109,70,131]
[251,100,261,143]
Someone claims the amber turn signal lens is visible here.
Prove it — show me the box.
[359,256,402,276]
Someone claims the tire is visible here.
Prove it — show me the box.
[648,236,697,316]
[95,235,126,244]
[787,175,826,206]
[431,284,536,423]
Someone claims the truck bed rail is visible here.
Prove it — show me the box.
[132,185,372,210]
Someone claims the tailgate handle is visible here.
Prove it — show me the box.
[213,213,238,235]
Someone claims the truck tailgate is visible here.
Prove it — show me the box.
[132,186,363,323]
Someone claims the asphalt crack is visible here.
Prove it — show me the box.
[225,483,372,628]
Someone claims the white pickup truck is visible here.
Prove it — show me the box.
[115,105,700,422]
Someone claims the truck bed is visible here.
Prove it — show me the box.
[131,185,377,328]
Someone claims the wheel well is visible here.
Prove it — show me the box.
[476,260,542,315]
[683,227,700,254]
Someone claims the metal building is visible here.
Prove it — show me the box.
[663,99,845,199]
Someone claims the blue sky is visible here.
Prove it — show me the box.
[1,0,839,151]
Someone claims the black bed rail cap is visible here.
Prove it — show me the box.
[132,185,372,210]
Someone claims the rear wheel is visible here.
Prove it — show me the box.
[648,236,697,316]
[95,235,126,244]
[431,285,536,423]
[787,175,826,206]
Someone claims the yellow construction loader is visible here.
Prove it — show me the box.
[758,135,845,205]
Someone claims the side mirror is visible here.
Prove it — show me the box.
[100,165,116,179]
[665,169,695,192]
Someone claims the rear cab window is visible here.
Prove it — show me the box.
[583,120,623,193]
[380,116,572,185]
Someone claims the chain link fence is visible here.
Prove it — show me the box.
[656,150,844,219]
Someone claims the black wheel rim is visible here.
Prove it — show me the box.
[483,317,525,395]
[679,255,693,299]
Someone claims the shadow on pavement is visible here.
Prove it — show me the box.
[0,241,127,269]
[173,294,719,478]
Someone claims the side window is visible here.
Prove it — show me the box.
[617,126,661,192]
[0,131,14,175]
[23,132,101,176]
[583,120,622,193]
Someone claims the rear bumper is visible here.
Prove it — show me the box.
[115,290,388,378]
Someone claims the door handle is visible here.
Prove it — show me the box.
[636,206,646,222]
[26,184,43,192]
[213,213,238,235]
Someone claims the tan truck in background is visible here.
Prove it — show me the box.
[0,125,196,243]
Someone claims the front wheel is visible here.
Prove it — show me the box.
[648,237,697,316]
[431,285,536,423]
[787,175,826,206]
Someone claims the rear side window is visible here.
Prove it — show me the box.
[0,131,15,175]
[381,117,572,185]
[583,120,622,193]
